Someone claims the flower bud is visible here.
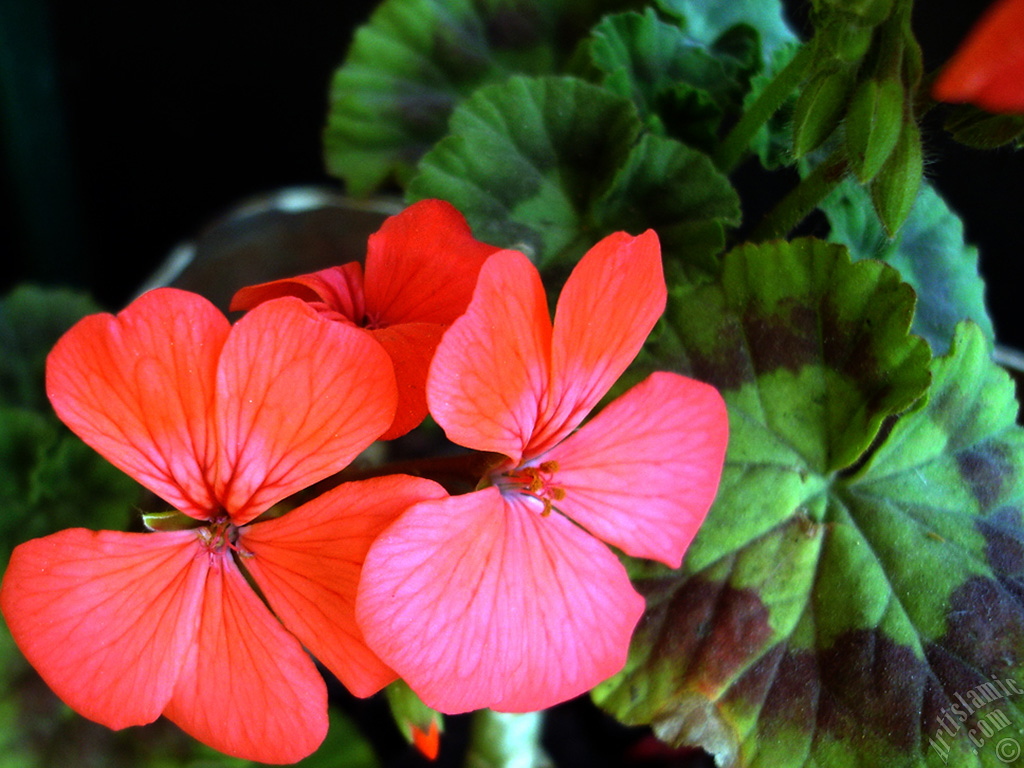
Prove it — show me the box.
[793,68,855,158]
[870,117,922,236]
[845,76,904,182]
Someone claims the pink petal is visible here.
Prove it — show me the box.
[238,475,448,697]
[356,488,645,714]
[530,230,666,456]
[45,288,228,518]
[0,529,207,729]
[163,550,328,764]
[364,199,499,326]
[369,323,444,440]
[427,251,551,464]
[546,372,728,568]
[213,297,397,524]
[229,262,366,324]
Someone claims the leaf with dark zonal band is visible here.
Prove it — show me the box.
[323,0,637,195]
[596,240,1024,766]
[822,179,994,355]
[408,75,739,272]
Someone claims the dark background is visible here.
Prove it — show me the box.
[1,0,1022,349]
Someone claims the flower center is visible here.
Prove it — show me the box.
[198,516,241,557]
[495,460,566,517]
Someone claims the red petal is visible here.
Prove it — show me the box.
[163,551,328,764]
[412,720,441,760]
[229,263,366,324]
[0,529,206,729]
[45,288,227,518]
[364,199,499,326]
[213,297,396,524]
[238,475,447,697]
[932,0,1024,113]
[369,323,444,440]
[530,230,665,456]
[546,372,728,568]
[356,489,645,714]
[427,251,551,464]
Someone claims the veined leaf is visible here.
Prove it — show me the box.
[409,75,739,272]
[323,0,637,194]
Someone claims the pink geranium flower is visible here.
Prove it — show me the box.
[230,199,500,439]
[356,231,729,714]
[933,0,1024,113]
[0,288,446,763]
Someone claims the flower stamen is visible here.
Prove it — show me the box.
[496,460,566,516]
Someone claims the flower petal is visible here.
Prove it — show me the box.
[356,488,645,714]
[546,372,728,568]
[163,552,328,764]
[229,262,366,324]
[45,288,228,518]
[932,0,1024,113]
[213,297,397,524]
[364,199,499,326]
[531,230,666,456]
[369,323,444,440]
[427,250,551,464]
[238,475,448,697]
[0,529,206,729]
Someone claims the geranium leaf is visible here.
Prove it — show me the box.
[585,10,760,151]
[823,180,995,354]
[323,0,636,195]
[409,75,738,271]
[595,240,1024,768]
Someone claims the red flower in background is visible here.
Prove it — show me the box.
[231,199,500,439]
[0,288,446,763]
[933,0,1024,113]
[356,231,729,714]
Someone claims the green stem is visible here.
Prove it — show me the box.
[714,43,815,174]
[464,710,553,768]
[750,151,849,242]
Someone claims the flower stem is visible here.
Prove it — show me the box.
[750,151,849,242]
[714,43,815,174]
[464,710,553,768]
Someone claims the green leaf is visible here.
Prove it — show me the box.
[0,285,101,412]
[601,240,1024,765]
[464,711,552,768]
[409,75,739,272]
[943,105,1024,149]
[323,0,637,195]
[654,0,798,64]
[822,179,994,354]
[586,10,760,150]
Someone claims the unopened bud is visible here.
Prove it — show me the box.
[793,69,855,158]
[870,118,922,236]
[845,76,904,182]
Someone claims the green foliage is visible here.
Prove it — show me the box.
[822,180,994,355]
[869,117,923,237]
[596,236,1024,767]
[584,9,761,151]
[653,0,798,64]
[844,76,904,182]
[409,75,739,272]
[323,0,638,194]
[943,106,1024,149]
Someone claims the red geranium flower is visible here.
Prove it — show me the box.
[230,199,500,439]
[355,231,729,714]
[932,0,1024,113]
[0,288,446,763]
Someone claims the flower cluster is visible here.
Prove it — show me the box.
[0,200,728,763]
